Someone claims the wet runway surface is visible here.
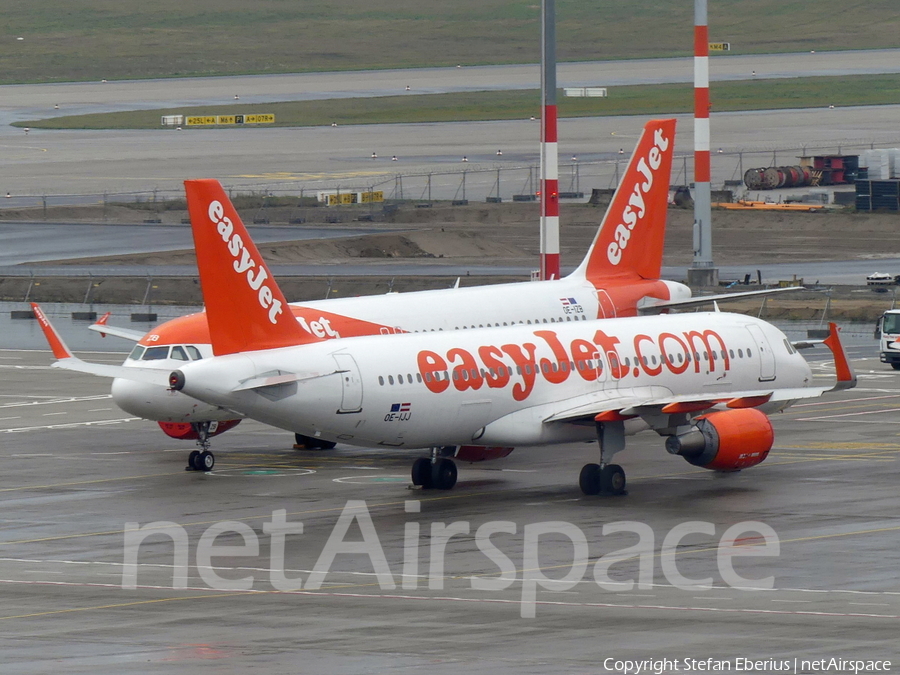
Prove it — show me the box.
[0,343,897,672]
[0,222,392,267]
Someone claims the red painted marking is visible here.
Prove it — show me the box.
[694,88,710,118]
[695,150,711,182]
[541,253,560,281]
[542,105,558,143]
[694,25,709,56]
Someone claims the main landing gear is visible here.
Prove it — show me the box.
[293,433,337,451]
[186,421,215,472]
[411,447,458,490]
[579,420,627,496]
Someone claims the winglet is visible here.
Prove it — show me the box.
[94,311,111,338]
[184,179,309,356]
[571,118,677,282]
[823,322,856,391]
[31,303,73,360]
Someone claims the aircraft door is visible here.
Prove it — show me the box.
[332,353,363,413]
[745,325,776,382]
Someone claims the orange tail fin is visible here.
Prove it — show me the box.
[571,118,676,282]
[184,179,309,356]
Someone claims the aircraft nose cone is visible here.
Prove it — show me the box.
[110,377,218,422]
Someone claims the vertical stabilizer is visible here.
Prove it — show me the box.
[184,179,308,356]
[570,118,676,282]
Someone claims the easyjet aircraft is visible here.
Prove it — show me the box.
[33,178,854,491]
[81,118,796,464]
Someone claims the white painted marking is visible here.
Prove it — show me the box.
[0,394,113,409]
[10,453,54,457]
[793,394,900,407]
[0,418,139,433]
[42,412,68,416]
[88,408,113,412]
[0,416,22,421]
[797,407,900,421]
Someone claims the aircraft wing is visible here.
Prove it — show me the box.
[543,386,805,426]
[544,322,855,426]
[88,316,146,342]
[639,286,802,314]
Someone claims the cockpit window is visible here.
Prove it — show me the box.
[186,345,202,360]
[142,346,171,360]
[128,345,145,361]
[170,346,188,361]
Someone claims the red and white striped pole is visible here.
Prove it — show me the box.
[539,0,560,281]
[688,0,717,286]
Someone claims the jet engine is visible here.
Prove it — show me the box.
[664,408,773,471]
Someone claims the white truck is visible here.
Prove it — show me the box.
[875,309,900,369]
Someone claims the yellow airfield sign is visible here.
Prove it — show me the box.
[185,114,276,126]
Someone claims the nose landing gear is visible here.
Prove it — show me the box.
[186,422,215,472]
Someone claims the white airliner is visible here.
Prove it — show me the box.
[77,118,797,467]
[33,178,854,493]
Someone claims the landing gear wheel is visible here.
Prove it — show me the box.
[431,458,457,490]
[187,450,200,471]
[294,433,337,450]
[411,457,433,488]
[891,363,900,371]
[600,464,626,495]
[579,463,601,495]
[198,450,215,472]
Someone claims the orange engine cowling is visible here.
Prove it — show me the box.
[664,408,773,471]
[158,419,242,440]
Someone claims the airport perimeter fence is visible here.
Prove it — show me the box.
[3,136,900,219]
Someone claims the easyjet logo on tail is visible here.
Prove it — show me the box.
[208,200,283,324]
[607,127,671,266]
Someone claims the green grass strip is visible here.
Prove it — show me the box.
[15,74,900,130]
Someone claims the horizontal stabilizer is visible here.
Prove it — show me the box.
[87,323,146,342]
[639,286,803,314]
